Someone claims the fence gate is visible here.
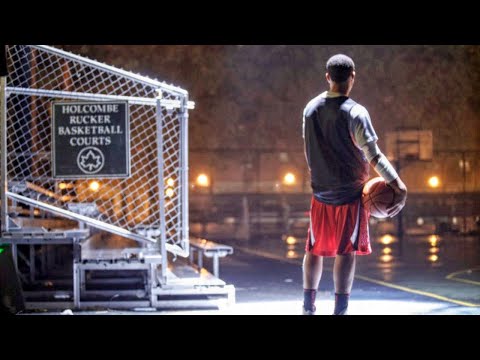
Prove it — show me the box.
[1,45,193,292]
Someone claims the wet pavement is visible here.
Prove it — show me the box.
[57,243,478,315]
[21,233,480,315]
[216,232,480,314]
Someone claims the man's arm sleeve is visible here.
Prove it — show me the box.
[350,105,378,148]
[351,105,398,183]
[302,110,311,169]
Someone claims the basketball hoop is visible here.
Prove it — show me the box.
[385,128,433,162]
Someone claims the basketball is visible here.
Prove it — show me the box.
[362,177,395,218]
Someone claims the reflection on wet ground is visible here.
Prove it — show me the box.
[238,232,480,307]
[261,232,479,270]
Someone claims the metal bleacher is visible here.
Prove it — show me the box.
[1,45,235,311]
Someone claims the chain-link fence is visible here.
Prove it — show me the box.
[189,149,310,194]
[189,148,480,195]
[2,45,193,256]
[397,150,480,193]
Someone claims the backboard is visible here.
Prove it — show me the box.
[385,129,433,161]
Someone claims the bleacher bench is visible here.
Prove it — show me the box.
[189,237,233,278]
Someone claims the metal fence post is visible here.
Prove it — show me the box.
[156,93,167,285]
[180,94,189,252]
[1,45,7,233]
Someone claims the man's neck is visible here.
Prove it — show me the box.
[325,90,348,98]
[329,86,349,96]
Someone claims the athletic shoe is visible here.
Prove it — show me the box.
[333,308,348,315]
[302,305,316,315]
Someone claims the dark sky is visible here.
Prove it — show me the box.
[61,45,480,153]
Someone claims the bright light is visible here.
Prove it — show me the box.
[452,217,458,225]
[287,250,297,259]
[286,236,297,245]
[380,254,393,263]
[416,217,424,226]
[224,217,235,225]
[428,235,439,247]
[380,234,395,245]
[165,188,174,198]
[196,174,210,187]
[428,176,440,188]
[459,160,470,171]
[283,172,296,186]
[200,299,465,315]
[428,254,438,263]
[429,247,439,254]
[382,247,392,255]
[89,181,100,192]
[59,182,67,190]
[166,178,175,187]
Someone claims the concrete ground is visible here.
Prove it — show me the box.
[29,238,480,315]
[216,247,480,315]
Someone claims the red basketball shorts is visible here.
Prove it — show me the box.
[305,196,371,257]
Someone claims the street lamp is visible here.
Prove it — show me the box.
[427,176,440,188]
[195,173,211,238]
[165,187,174,198]
[89,180,101,192]
[196,173,210,187]
[283,172,296,186]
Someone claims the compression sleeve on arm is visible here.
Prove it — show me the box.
[350,104,398,183]
[361,141,399,183]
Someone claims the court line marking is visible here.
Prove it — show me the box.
[445,267,480,286]
[235,246,303,266]
[355,274,480,307]
[235,246,480,307]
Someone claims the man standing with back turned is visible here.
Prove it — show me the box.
[302,54,407,315]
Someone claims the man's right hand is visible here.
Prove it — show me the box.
[386,177,407,218]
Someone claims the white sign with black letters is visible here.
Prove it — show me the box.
[52,101,130,178]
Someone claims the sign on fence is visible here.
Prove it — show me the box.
[52,101,130,178]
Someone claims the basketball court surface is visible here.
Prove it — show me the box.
[26,245,480,315]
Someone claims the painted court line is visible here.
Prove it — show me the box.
[236,247,480,307]
[355,274,480,307]
[446,267,480,287]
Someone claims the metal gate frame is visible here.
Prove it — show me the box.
[0,45,194,285]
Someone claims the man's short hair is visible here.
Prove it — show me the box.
[326,54,355,83]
